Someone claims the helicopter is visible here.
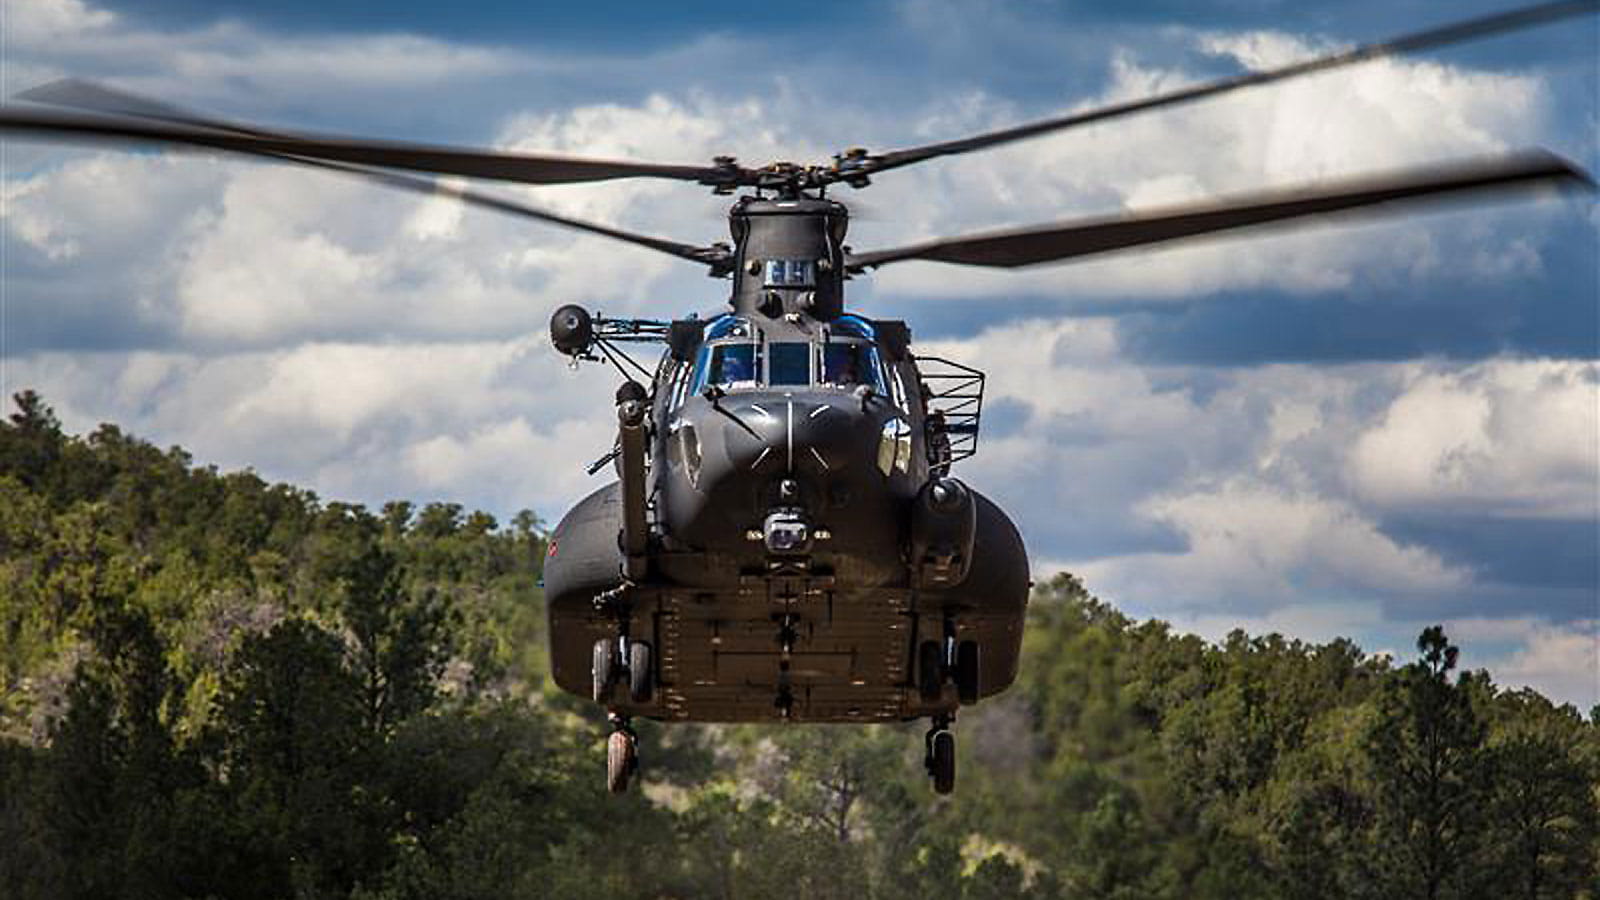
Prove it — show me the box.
[1,1,1593,795]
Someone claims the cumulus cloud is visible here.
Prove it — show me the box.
[4,338,620,518]
[919,319,1592,627]
[1449,617,1600,710]
[1,1,526,109]
[860,27,1569,303]
[1347,360,1600,518]
[6,0,116,44]
[1077,481,1472,612]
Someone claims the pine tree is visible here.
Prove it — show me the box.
[1365,627,1489,900]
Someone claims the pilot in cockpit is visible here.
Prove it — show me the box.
[720,352,751,384]
[705,343,756,388]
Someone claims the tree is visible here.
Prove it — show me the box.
[1479,691,1599,900]
[1365,626,1489,900]
[0,390,65,491]
[213,618,384,898]
[309,504,453,733]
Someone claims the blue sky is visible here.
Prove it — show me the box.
[2,0,1596,705]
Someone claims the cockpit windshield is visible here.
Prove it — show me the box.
[687,315,888,394]
[768,343,811,386]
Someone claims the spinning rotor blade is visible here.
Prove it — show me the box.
[0,103,747,189]
[830,0,1597,184]
[17,79,214,129]
[8,80,733,274]
[846,152,1592,270]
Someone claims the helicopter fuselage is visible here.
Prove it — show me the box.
[542,198,1031,723]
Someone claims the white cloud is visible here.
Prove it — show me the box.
[906,319,1591,625]
[1348,360,1600,518]
[1076,481,1471,613]
[2,154,229,266]
[2,3,525,103]
[6,0,115,44]
[404,415,616,510]
[1450,617,1600,710]
[860,28,1561,302]
[3,338,620,519]
[1160,600,1387,647]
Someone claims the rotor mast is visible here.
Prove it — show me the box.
[727,195,850,321]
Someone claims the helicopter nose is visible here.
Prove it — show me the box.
[727,396,866,478]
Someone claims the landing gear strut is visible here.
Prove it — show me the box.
[918,616,981,705]
[606,712,638,794]
[924,712,956,795]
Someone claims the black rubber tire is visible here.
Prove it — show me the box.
[606,730,635,794]
[955,640,980,705]
[591,638,615,704]
[917,640,944,701]
[628,641,654,703]
[930,730,955,795]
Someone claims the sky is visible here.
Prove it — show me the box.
[2,0,1596,707]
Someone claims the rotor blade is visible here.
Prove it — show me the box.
[846,152,1592,270]
[0,104,747,188]
[16,79,220,129]
[7,81,733,273]
[832,0,1597,183]
[325,167,731,272]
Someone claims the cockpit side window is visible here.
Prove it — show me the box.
[667,360,692,413]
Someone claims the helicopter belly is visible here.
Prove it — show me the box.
[659,579,916,722]
[549,580,1026,722]
[545,483,1029,722]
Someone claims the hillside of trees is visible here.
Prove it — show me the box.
[0,390,1595,899]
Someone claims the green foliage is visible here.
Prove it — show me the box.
[1,394,1596,898]
[1364,627,1491,899]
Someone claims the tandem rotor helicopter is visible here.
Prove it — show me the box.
[4,1,1593,794]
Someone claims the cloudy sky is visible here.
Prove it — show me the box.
[3,0,1596,707]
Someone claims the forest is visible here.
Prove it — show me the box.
[0,389,1595,899]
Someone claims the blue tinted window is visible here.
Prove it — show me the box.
[692,317,761,394]
[712,345,757,385]
[764,259,815,287]
[768,343,810,386]
[691,342,761,393]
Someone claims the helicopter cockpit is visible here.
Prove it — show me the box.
[688,314,889,395]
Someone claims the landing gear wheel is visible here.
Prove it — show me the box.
[628,641,654,703]
[591,638,616,704]
[606,728,637,794]
[930,730,955,795]
[955,640,980,706]
[918,640,944,701]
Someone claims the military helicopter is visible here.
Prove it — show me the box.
[3,1,1593,794]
